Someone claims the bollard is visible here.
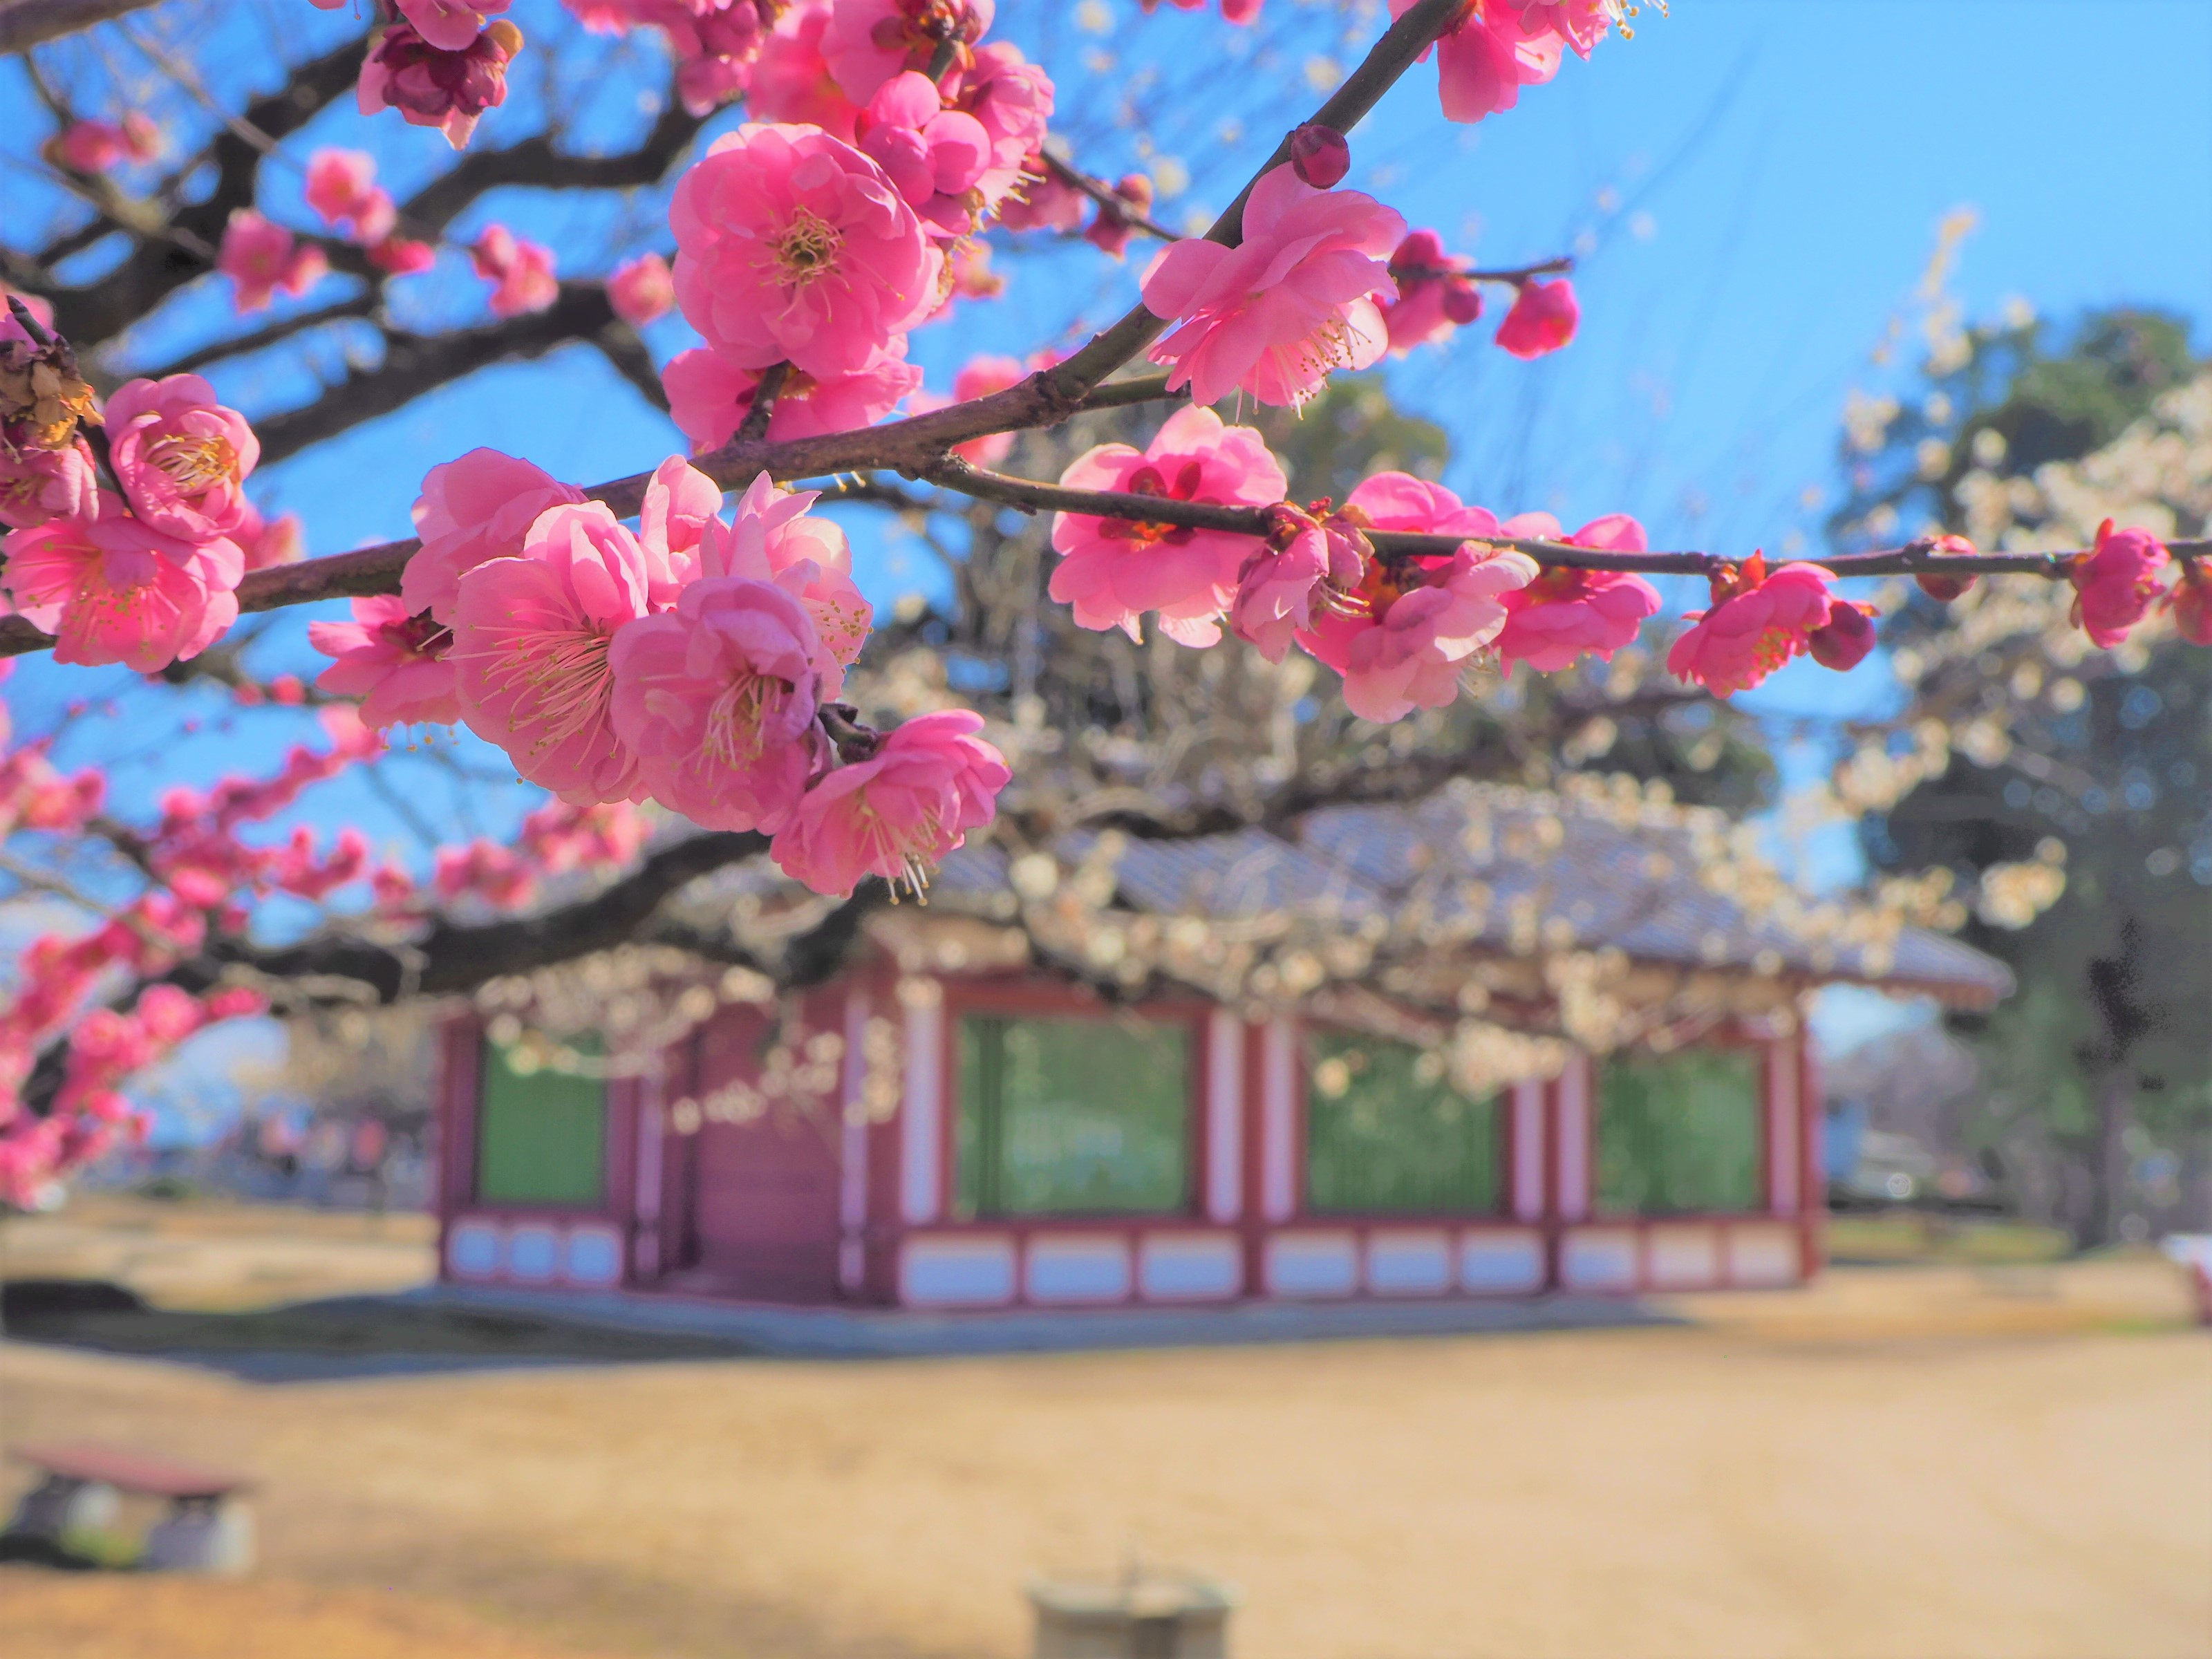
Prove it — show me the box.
[1028,1568,1236,1659]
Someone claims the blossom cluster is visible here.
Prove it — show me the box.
[312,447,1008,899]
[0,706,386,1204]
[654,1,1051,445]
[0,328,268,673]
[0,685,668,1205]
[313,0,526,147]
[1138,167,1580,412]
[305,149,438,279]
[1051,406,1660,717]
[1394,0,1628,126]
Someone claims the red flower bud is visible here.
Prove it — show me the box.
[1808,599,1878,671]
[1440,277,1483,325]
[1288,123,1350,189]
[2169,560,2212,647]
[1914,532,1976,601]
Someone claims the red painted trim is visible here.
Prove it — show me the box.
[1240,1020,1266,1297]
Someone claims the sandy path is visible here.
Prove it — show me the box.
[3,1306,2207,1659]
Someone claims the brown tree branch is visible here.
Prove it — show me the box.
[251,284,628,467]
[1034,0,1470,408]
[1041,153,1179,242]
[0,0,165,53]
[24,33,369,348]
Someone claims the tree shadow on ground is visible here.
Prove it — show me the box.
[0,1278,758,1381]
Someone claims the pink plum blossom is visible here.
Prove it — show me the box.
[1300,542,1530,725]
[217,210,328,313]
[309,597,460,727]
[1342,471,1506,541]
[749,2,860,139]
[854,71,995,239]
[1394,0,1565,124]
[450,502,656,803]
[823,0,993,104]
[945,41,1053,209]
[1141,164,1404,407]
[1665,556,1839,695]
[660,346,921,449]
[671,124,941,378]
[637,453,725,575]
[404,448,585,622]
[232,503,304,571]
[304,149,397,243]
[1085,174,1154,260]
[368,236,438,275]
[1494,277,1578,358]
[358,18,524,148]
[769,709,1009,898]
[944,353,1024,465]
[52,114,160,174]
[471,225,559,316]
[1052,405,1288,646]
[697,471,874,691]
[1521,0,1618,57]
[997,159,1083,234]
[0,438,97,531]
[395,0,513,52]
[104,373,260,541]
[2069,519,2170,648]
[1380,229,1484,355]
[1493,512,1662,673]
[1228,507,1367,663]
[3,508,241,672]
[608,252,675,325]
[433,838,536,908]
[608,574,823,832]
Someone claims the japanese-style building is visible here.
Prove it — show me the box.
[431,781,2011,1310]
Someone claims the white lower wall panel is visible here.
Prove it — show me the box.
[1459,1230,1546,1293]
[563,1224,624,1287]
[505,1223,559,1282]
[1560,1226,1639,1291]
[1646,1224,1722,1290]
[1365,1230,1452,1295]
[1726,1222,1801,1286]
[900,1235,1017,1306]
[447,1218,501,1280]
[1265,1231,1359,1297]
[1138,1233,1243,1301]
[1025,1235,1132,1304]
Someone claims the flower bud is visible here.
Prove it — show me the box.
[1288,123,1350,188]
[1441,277,1483,325]
[1807,600,1877,671]
[1914,532,1976,601]
[2172,561,2212,647]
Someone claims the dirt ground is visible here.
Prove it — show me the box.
[1,1203,2208,1659]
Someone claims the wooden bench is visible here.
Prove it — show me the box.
[6,1442,256,1573]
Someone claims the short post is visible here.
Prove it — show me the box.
[7,1474,118,1542]
[1027,1567,1237,1659]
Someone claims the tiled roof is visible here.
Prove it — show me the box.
[686,780,2014,1006]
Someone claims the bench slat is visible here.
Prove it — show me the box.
[10,1441,250,1499]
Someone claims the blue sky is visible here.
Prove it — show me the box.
[6,0,2209,1078]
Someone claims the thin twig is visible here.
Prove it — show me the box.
[1041,153,1179,243]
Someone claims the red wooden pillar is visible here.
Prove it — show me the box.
[433,1018,482,1282]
